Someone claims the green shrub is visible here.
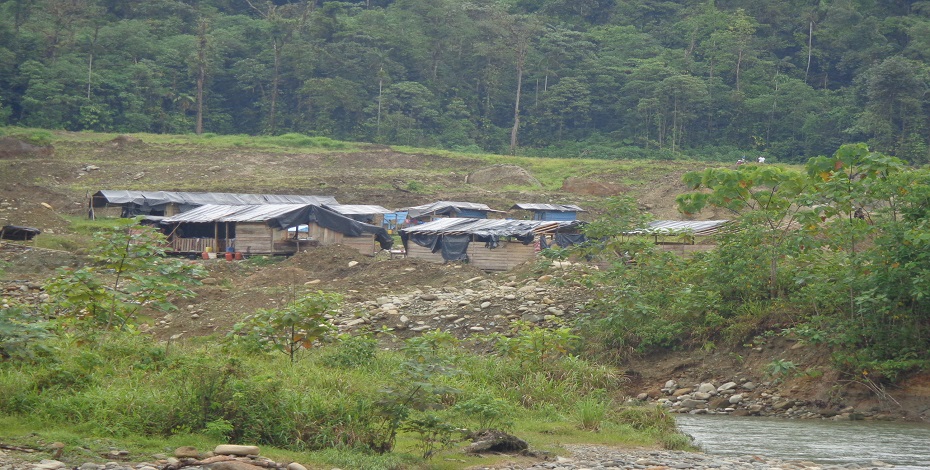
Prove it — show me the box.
[321,334,378,368]
[575,397,608,431]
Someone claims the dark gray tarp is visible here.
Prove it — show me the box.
[555,233,587,247]
[406,233,440,252]
[0,225,41,241]
[440,234,470,261]
[266,205,393,250]
[401,232,469,261]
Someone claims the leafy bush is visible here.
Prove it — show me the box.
[321,334,378,368]
[43,220,204,330]
[0,306,51,360]
[229,291,341,363]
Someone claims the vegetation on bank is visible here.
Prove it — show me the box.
[567,143,930,386]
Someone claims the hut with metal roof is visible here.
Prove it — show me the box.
[90,190,338,218]
[400,218,585,271]
[511,203,585,221]
[628,220,729,253]
[401,201,505,223]
[160,204,391,256]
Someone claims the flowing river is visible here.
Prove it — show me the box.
[676,414,930,468]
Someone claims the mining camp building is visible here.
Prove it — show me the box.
[400,218,585,271]
[159,203,392,256]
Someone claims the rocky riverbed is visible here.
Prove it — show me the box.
[2,444,899,470]
[635,379,907,422]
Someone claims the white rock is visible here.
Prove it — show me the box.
[214,444,260,456]
[717,381,737,392]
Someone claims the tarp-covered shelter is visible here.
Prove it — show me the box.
[401,201,504,222]
[0,225,41,241]
[90,190,338,218]
[160,204,391,256]
[511,203,585,221]
[400,218,585,271]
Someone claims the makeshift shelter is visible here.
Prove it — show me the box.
[627,220,729,253]
[90,190,338,218]
[400,218,585,271]
[401,201,504,223]
[160,204,391,256]
[511,203,585,221]
[0,225,41,241]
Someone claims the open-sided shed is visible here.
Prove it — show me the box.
[511,203,585,221]
[400,218,585,271]
[90,190,338,218]
[160,204,391,256]
[627,220,729,253]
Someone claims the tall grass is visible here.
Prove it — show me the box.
[0,331,689,468]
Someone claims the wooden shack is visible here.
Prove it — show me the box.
[160,204,392,256]
[400,218,585,271]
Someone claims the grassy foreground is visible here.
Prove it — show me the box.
[0,330,691,470]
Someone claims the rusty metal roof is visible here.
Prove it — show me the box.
[401,217,583,237]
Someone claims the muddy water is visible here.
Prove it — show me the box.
[676,414,930,468]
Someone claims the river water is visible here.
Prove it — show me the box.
[676,414,930,468]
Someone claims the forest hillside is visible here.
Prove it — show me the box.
[1,0,929,163]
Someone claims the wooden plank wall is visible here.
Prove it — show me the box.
[467,241,535,271]
[406,239,536,271]
[341,235,377,255]
[237,223,275,254]
[407,244,445,263]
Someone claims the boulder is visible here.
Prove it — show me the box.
[463,430,528,454]
[214,445,260,456]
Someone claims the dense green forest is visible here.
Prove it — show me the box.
[1,0,929,162]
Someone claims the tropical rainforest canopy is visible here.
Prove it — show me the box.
[1,0,929,162]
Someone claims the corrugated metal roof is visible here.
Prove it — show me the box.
[92,190,337,207]
[642,220,730,236]
[325,204,393,215]
[161,204,311,223]
[512,203,585,212]
[401,201,505,218]
[402,217,583,237]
